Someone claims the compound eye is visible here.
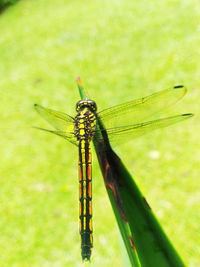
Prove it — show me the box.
[76,100,83,111]
[76,99,97,112]
[88,100,97,112]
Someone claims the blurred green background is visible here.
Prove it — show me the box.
[0,0,199,266]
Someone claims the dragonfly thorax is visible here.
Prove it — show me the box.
[74,109,96,141]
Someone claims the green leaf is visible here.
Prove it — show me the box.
[93,121,185,267]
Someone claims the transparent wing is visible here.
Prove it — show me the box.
[34,104,77,145]
[34,127,78,146]
[34,104,75,132]
[98,85,187,128]
[94,113,193,142]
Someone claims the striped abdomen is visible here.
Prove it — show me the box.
[79,139,93,261]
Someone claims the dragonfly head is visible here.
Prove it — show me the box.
[76,99,97,112]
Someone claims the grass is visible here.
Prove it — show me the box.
[0,0,199,266]
[0,0,18,12]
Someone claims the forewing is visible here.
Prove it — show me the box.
[98,85,186,128]
[34,104,75,132]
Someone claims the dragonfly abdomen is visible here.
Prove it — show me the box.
[79,139,93,261]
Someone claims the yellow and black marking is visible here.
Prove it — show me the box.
[75,101,97,261]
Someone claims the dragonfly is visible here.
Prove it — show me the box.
[34,84,193,261]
